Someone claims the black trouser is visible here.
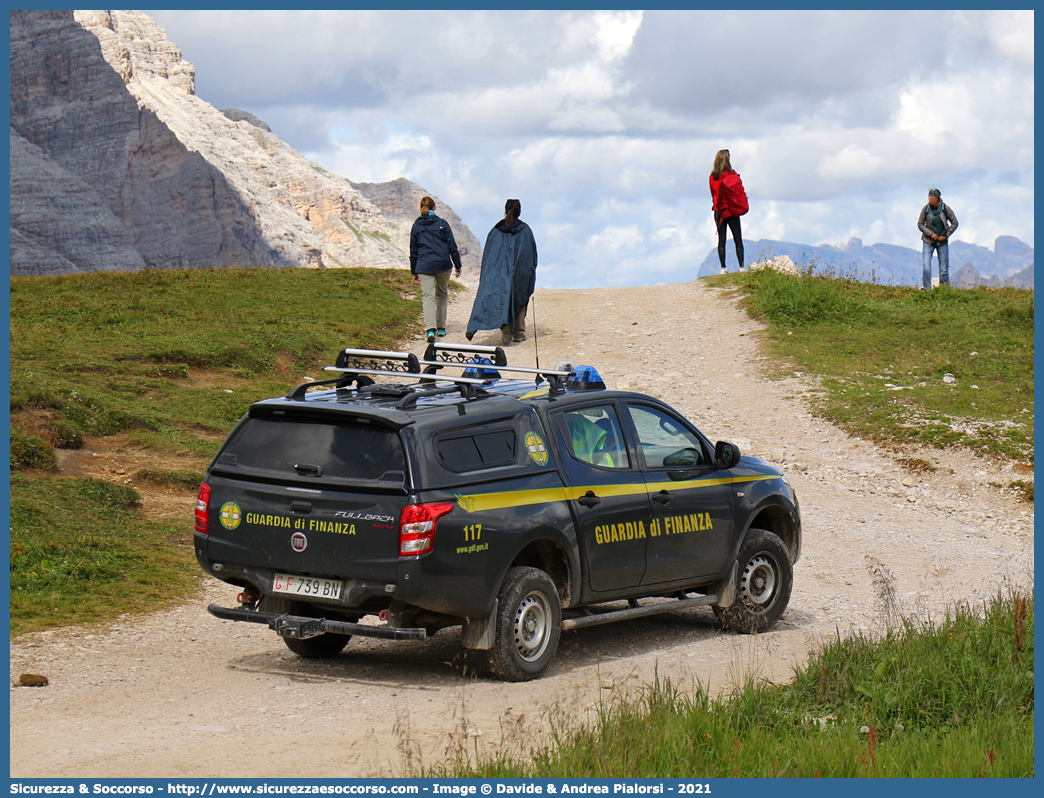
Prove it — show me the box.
[716,213,744,270]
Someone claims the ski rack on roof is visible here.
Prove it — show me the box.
[286,344,577,403]
[424,341,508,367]
[285,347,494,403]
[422,342,574,394]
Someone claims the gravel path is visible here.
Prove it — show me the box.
[10,279,1033,778]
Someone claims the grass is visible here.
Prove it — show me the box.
[134,468,208,490]
[718,268,1033,463]
[10,267,421,633]
[421,592,1033,778]
[10,426,58,471]
[1008,480,1034,502]
[10,267,420,460]
[9,472,201,636]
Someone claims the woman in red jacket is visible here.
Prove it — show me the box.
[709,149,744,273]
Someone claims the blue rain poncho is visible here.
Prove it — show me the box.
[466,219,538,334]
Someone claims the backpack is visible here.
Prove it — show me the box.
[719,172,749,218]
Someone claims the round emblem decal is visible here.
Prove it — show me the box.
[219,501,242,530]
[525,431,549,466]
[291,532,308,552]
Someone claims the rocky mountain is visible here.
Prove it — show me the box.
[698,234,1034,288]
[349,177,481,283]
[953,261,1034,290]
[9,10,481,279]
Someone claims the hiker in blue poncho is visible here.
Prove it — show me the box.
[465,199,538,345]
[917,188,959,290]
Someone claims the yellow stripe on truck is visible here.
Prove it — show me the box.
[454,474,778,513]
[455,487,571,513]
[644,474,778,493]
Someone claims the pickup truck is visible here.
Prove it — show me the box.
[196,343,801,681]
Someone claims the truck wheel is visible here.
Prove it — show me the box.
[713,529,792,634]
[259,595,351,658]
[486,567,561,682]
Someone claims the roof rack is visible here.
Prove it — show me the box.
[286,343,577,404]
[286,347,497,403]
[336,348,421,373]
[424,341,508,367]
[422,342,574,394]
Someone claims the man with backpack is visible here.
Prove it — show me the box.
[709,149,748,273]
[917,188,959,290]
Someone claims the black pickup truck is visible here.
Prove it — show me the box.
[196,343,801,681]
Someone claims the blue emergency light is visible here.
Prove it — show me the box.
[566,365,605,391]
[462,357,501,380]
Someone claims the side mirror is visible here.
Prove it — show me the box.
[715,440,741,470]
[662,447,702,467]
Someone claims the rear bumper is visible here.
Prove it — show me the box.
[196,546,395,611]
[207,604,427,641]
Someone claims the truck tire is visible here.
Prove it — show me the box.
[713,529,792,634]
[259,595,351,658]
[486,567,561,682]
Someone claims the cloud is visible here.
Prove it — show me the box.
[623,11,942,120]
[952,10,1034,71]
[816,146,885,181]
[143,8,1033,288]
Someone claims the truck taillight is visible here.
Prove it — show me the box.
[195,482,211,534]
[399,502,454,557]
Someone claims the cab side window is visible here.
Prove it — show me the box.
[562,405,629,469]
[626,405,707,469]
[435,429,516,472]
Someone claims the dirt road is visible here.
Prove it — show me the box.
[9,279,1033,777]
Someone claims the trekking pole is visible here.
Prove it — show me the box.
[531,293,540,371]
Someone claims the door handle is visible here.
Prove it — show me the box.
[577,491,602,507]
[652,490,673,505]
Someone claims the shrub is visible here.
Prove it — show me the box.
[743,270,861,326]
[10,428,57,471]
[49,418,84,449]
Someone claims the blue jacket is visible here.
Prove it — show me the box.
[409,214,463,275]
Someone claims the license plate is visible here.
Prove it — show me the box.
[272,573,343,600]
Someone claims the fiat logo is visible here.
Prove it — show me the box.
[291,532,307,552]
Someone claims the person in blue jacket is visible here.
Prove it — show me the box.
[465,199,538,345]
[410,196,463,343]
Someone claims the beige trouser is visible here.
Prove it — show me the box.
[418,271,450,330]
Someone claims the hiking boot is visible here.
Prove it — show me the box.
[436,328,447,338]
[500,325,513,346]
[465,330,476,341]
[512,330,526,342]
[426,329,436,343]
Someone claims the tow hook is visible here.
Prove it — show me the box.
[378,609,389,621]
[237,590,260,607]
[271,614,325,640]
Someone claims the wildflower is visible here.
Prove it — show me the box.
[860,725,870,734]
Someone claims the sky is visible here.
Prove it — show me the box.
[146,9,1034,289]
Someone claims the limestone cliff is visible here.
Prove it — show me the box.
[350,177,483,284]
[9,10,481,278]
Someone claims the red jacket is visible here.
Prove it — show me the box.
[709,171,733,220]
